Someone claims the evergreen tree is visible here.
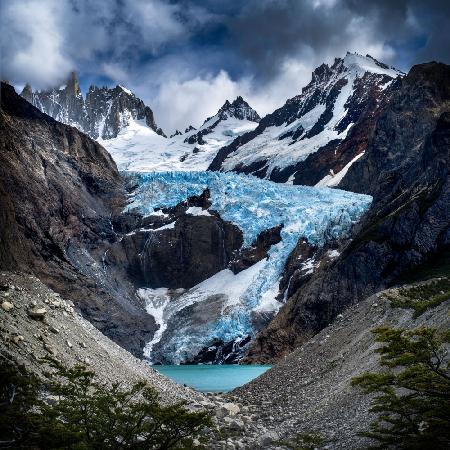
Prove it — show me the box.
[0,359,43,448]
[0,358,212,449]
[352,327,450,449]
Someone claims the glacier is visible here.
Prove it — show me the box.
[101,104,259,172]
[127,171,372,364]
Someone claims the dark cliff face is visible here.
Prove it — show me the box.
[20,74,165,140]
[289,74,401,186]
[110,191,244,290]
[85,85,165,139]
[245,62,450,363]
[0,82,156,355]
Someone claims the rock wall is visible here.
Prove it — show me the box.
[245,62,450,362]
[0,82,156,355]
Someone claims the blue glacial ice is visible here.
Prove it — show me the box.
[126,171,372,363]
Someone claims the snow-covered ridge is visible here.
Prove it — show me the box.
[209,53,404,184]
[102,97,260,172]
[21,74,164,140]
[126,171,372,363]
[218,52,403,180]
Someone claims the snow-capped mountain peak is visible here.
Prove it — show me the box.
[210,52,404,187]
[21,74,165,140]
[342,52,404,78]
[217,96,261,122]
[182,96,260,146]
[103,96,261,172]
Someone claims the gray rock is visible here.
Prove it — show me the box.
[259,431,279,447]
[1,301,14,311]
[28,307,47,320]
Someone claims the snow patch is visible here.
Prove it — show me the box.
[101,113,258,173]
[154,221,176,231]
[118,85,133,95]
[315,152,365,187]
[139,288,171,363]
[185,206,211,216]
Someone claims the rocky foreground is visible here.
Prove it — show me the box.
[1,270,449,449]
[225,279,450,449]
[0,271,202,404]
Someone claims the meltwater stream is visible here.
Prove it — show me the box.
[153,365,272,392]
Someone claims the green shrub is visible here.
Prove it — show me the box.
[279,431,325,450]
[386,277,450,317]
[352,327,450,449]
[0,358,212,449]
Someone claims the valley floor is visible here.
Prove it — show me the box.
[219,279,450,449]
[3,270,448,449]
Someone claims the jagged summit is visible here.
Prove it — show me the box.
[170,129,183,138]
[217,96,261,122]
[20,72,86,131]
[20,74,165,139]
[210,52,404,185]
[185,125,196,133]
[66,71,81,96]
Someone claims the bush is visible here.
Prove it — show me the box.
[0,360,43,448]
[0,358,212,449]
[279,431,325,450]
[385,278,450,317]
[352,327,450,449]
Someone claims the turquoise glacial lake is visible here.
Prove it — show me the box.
[153,365,272,392]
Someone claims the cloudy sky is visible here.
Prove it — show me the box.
[1,0,449,132]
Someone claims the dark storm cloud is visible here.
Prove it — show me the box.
[227,0,450,77]
[1,0,448,130]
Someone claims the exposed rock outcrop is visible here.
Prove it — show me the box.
[110,191,243,290]
[20,74,165,140]
[229,225,282,274]
[245,62,450,362]
[0,82,156,356]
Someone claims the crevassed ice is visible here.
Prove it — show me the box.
[128,171,372,363]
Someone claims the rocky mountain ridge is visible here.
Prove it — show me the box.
[210,52,403,186]
[22,53,404,190]
[245,61,450,363]
[21,72,165,140]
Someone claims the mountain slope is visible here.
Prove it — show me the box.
[0,82,156,355]
[244,62,450,362]
[21,73,165,140]
[102,96,261,172]
[209,53,403,186]
[0,271,204,404]
[232,282,450,449]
